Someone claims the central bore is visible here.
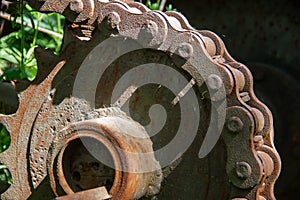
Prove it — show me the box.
[61,137,115,192]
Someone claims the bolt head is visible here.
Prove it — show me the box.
[146,20,158,38]
[227,116,244,133]
[177,42,194,59]
[107,12,121,30]
[138,21,160,45]
[236,161,252,179]
[70,0,84,13]
[206,74,223,91]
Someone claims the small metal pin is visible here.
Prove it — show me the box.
[172,78,196,105]
[112,85,138,108]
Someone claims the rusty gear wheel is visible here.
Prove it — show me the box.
[0,0,281,199]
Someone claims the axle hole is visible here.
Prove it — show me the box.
[62,137,115,192]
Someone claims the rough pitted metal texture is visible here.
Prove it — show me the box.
[0,0,282,199]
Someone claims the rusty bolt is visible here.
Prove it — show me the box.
[236,162,252,179]
[227,116,244,133]
[107,12,121,30]
[70,0,84,13]
[139,21,159,45]
[177,42,194,59]
[145,20,158,39]
[206,74,223,91]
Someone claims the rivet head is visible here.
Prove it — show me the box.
[70,0,84,13]
[106,12,121,30]
[139,20,160,45]
[236,161,252,179]
[177,42,194,59]
[145,20,158,38]
[206,74,223,91]
[227,116,244,133]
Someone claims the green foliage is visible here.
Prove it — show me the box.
[166,3,177,11]
[0,1,64,82]
[146,0,177,11]
[0,165,12,185]
[146,0,160,10]
[0,124,10,153]
[0,124,11,187]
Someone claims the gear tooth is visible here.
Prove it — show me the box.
[0,115,14,155]
[0,117,24,199]
[0,114,8,124]
[40,0,69,13]
[0,114,14,130]
[0,146,17,179]
[0,148,17,199]
[0,148,30,200]
[0,184,20,200]
[0,168,30,200]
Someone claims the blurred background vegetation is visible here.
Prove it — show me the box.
[0,0,64,82]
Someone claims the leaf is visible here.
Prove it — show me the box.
[10,47,22,58]
[25,65,37,81]
[0,1,64,81]
[146,0,152,7]
[2,67,22,81]
[7,47,22,63]
[151,3,160,10]
[0,166,8,170]
[25,12,36,30]
[25,46,37,59]
[0,48,19,64]
[0,174,7,182]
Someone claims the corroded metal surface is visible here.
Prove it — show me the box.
[48,109,162,200]
[0,0,281,199]
[54,186,111,200]
[170,1,299,198]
